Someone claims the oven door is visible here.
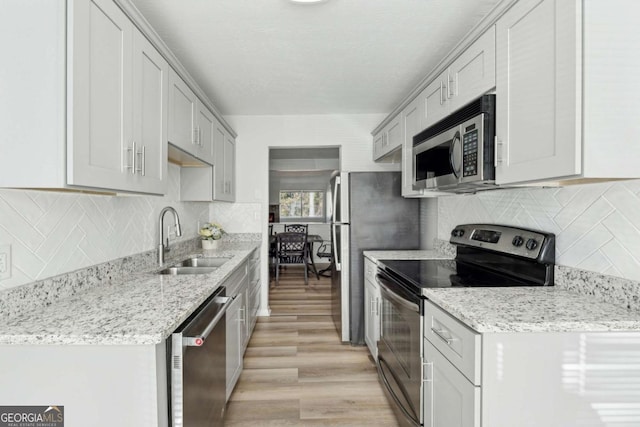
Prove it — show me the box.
[413,125,462,191]
[376,271,423,427]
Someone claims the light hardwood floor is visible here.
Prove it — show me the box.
[225,266,399,426]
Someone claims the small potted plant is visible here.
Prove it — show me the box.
[199,222,225,250]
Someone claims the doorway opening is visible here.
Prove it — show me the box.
[268,147,339,289]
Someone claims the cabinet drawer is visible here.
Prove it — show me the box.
[424,301,481,385]
[224,262,248,297]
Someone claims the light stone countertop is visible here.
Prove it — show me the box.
[363,249,640,334]
[0,242,259,346]
[424,287,640,333]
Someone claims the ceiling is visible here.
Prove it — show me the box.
[130,0,503,115]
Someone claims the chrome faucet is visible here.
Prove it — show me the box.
[158,206,182,265]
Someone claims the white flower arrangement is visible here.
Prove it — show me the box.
[199,222,225,241]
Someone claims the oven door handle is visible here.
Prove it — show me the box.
[377,275,419,313]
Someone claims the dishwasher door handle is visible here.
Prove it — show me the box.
[182,295,234,347]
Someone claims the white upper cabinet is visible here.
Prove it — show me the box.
[373,115,403,162]
[69,0,167,194]
[180,117,236,202]
[401,97,423,197]
[131,28,169,194]
[195,102,216,165]
[1,0,239,195]
[420,27,496,130]
[217,130,236,202]
[495,0,579,184]
[168,67,218,165]
[69,0,132,192]
[495,0,640,185]
[168,69,198,155]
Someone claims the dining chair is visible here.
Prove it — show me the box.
[316,240,333,277]
[275,232,309,285]
[284,224,308,235]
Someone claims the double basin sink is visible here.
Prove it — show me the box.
[158,256,231,275]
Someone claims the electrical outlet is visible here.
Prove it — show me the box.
[0,244,11,280]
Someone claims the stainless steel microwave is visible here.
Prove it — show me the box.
[413,94,496,193]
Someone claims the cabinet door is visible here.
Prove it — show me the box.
[131,29,168,195]
[221,132,236,202]
[449,26,496,112]
[495,0,580,184]
[69,0,133,191]
[226,292,244,401]
[385,117,403,154]
[195,102,216,165]
[372,132,385,160]
[402,97,423,197]
[213,123,226,200]
[364,278,380,359]
[421,72,449,129]
[168,68,197,155]
[424,339,480,427]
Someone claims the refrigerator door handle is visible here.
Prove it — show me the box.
[332,223,342,271]
[332,175,341,223]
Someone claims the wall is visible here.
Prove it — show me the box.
[437,180,640,282]
[0,164,209,291]
[225,113,400,314]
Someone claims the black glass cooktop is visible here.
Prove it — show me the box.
[379,258,540,291]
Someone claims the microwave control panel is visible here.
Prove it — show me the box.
[462,126,478,177]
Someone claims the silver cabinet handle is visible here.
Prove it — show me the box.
[125,141,136,174]
[494,135,503,166]
[141,145,146,176]
[440,81,445,105]
[135,144,144,175]
[239,307,246,324]
[431,327,454,345]
[447,70,455,99]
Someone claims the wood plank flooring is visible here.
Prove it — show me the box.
[225,266,399,426]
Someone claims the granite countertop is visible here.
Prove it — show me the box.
[364,249,640,334]
[425,287,640,334]
[0,242,259,346]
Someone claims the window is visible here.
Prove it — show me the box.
[279,190,324,220]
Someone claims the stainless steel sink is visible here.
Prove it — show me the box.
[177,257,231,268]
[157,257,231,275]
[158,266,218,275]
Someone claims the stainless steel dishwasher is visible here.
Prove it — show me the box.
[169,286,232,426]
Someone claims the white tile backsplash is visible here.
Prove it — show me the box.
[0,164,210,291]
[438,179,640,282]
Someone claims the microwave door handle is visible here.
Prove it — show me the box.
[449,130,461,179]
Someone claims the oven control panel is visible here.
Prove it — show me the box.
[450,224,555,262]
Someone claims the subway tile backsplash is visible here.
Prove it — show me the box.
[438,179,640,282]
[0,164,208,291]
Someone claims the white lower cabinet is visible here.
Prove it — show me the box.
[364,258,380,358]
[425,300,640,427]
[225,260,249,401]
[423,339,480,427]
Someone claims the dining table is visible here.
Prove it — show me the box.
[270,233,323,280]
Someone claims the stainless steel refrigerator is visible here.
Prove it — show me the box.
[330,172,420,345]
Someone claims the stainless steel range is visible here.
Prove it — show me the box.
[375,224,556,427]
